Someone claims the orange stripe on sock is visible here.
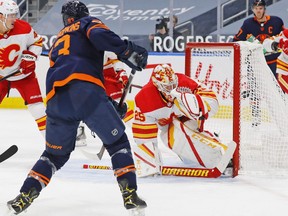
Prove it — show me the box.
[28,170,50,186]
[114,165,136,177]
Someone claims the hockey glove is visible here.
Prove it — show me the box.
[115,69,128,87]
[271,41,279,52]
[118,40,148,71]
[170,89,209,121]
[20,50,37,75]
[109,97,128,119]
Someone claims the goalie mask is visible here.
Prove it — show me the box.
[61,0,89,27]
[151,64,178,101]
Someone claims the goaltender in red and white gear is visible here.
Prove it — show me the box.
[0,0,46,138]
[263,29,288,93]
[132,64,236,177]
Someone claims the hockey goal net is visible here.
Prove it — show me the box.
[185,41,288,177]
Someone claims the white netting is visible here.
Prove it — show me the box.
[187,41,288,176]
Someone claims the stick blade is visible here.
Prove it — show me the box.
[0,145,18,163]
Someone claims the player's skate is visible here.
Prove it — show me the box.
[76,125,87,147]
[7,188,39,215]
[119,179,147,216]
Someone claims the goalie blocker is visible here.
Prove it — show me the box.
[133,118,236,178]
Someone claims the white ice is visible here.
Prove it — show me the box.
[1,109,288,216]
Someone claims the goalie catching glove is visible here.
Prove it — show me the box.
[170,89,209,121]
[20,50,37,75]
[117,40,148,71]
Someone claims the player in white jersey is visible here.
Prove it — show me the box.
[263,29,288,93]
[132,64,236,177]
[0,0,46,137]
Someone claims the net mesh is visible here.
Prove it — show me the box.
[187,41,288,176]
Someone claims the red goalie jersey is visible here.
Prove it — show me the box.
[132,66,219,144]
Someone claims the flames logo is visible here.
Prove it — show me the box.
[0,44,20,70]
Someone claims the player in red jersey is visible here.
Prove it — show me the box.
[103,51,133,123]
[233,0,284,77]
[0,0,46,137]
[132,64,236,177]
[263,29,288,93]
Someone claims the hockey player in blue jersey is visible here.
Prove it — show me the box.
[233,0,284,76]
[7,1,148,215]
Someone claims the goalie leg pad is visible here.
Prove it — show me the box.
[133,142,162,177]
[162,118,236,171]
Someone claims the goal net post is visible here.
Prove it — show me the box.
[185,41,288,177]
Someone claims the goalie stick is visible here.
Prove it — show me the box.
[82,164,226,178]
[81,69,137,160]
[0,145,18,163]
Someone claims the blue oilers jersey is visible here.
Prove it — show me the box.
[46,16,128,102]
[233,15,284,69]
[233,15,284,42]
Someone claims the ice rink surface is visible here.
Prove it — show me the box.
[1,109,288,216]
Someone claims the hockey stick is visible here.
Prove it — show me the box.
[0,50,51,82]
[0,70,20,82]
[82,164,223,178]
[81,69,137,160]
[0,145,18,163]
[0,51,51,82]
[118,69,136,107]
